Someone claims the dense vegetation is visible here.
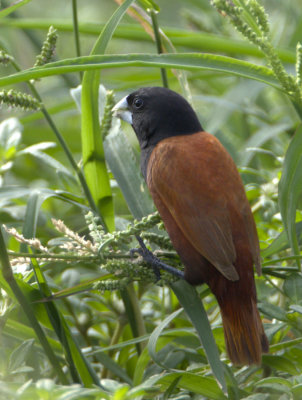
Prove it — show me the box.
[0,0,302,398]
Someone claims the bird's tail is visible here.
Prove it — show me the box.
[219,296,269,365]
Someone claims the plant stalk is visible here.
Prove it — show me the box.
[0,227,68,384]
[150,9,169,88]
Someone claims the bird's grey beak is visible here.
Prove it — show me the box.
[112,95,132,125]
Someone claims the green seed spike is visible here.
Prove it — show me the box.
[296,42,302,87]
[248,0,270,37]
[100,90,115,139]
[0,89,41,111]
[34,26,58,68]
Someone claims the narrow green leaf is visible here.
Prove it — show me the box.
[104,126,154,219]
[290,304,302,314]
[262,355,299,375]
[0,20,295,64]
[292,385,302,399]
[283,272,302,303]
[270,337,302,352]
[241,123,291,166]
[171,280,226,393]
[88,334,151,356]
[258,302,288,321]
[137,0,160,12]
[94,352,132,385]
[278,124,302,268]
[81,0,135,232]
[157,372,226,399]
[0,0,32,18]
[19,143,75,180]
[0,186,88,210]
[261,221,302,258]
[148,308,183,368]
[0,53,280,90]
[254,376,292,390]
[133,347,150,386]
[8,339,35,373]
[0,228,68,384]
[31,256,100,387]
[22,191,46,238]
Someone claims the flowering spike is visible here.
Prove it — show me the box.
[0,89,41,111]
[0,50,14,66]
[100,90,115,139]
[34,26,58,68]
[248,0,270,37]
[296,42,302,87]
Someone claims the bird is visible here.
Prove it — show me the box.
[113,86,269,366]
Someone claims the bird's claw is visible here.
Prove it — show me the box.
[131,237,162,281]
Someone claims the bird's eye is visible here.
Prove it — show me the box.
[133,97,144,109]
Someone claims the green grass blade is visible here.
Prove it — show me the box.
[261,221,302,259]
[156,372,226,399]
[148,308,183,368]
[171,280,227,393]
[80,0,135,232]
[0,19,295,64]
[94,352,132,385]
[21,191,48,253]
[0,53,280,90]
[0,228,68,384]
[31,256,101,387]
[278,125,302,269]
[0,0,32,18]
[104,126,154,219]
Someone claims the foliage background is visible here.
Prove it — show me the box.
[0,0,302,399]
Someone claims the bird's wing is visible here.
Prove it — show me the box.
[147,132,257,282]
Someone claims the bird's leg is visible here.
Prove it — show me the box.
[133,235,185,280]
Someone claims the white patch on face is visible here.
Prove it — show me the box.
[112,96,133,125]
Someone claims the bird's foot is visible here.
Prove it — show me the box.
[132,235,184,281]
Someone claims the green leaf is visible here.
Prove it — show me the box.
[133,347,150,386]
[261,221,302,258]
[262,355,299,375]
[148,308,183,368]
[8,339,35,373]
[0,118,22,152]
[241,395,270,400]
[278,124,302,268]
[157,372,226,399]
[241,122,291,166]
[258,302,288,321]
[137,0,160,12]
[0,20,295,64]
[289,304,302,314]
[22,191,47,239]
[254,377,292,392]
[0,186,88,210]
[19,142,75,181]
[80,0,135,232]
[283,272,302,303]
[0,0,33,18]
[171,280,227,393]
[30,257,100,387]
[104,126,154,219]
[292,384,302,399]
[0,53,280,90]
[94,352,132,385]
[270,337,302,352]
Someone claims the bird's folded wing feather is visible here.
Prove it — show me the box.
[147,133,249,281]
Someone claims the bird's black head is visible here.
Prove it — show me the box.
[114,87,202,149]
[113,87,203,178]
